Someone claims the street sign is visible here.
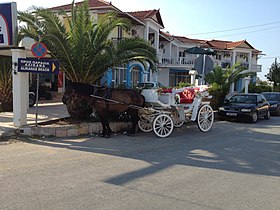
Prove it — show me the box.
[0,2,17,46]
[31,42,48,58]
[17,58,59,74]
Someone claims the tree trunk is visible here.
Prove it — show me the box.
[0,88,13,112]
[63,91,93,120]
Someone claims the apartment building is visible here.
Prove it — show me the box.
[48,0,262,92]
[157,33,262,91]
[49,0,164,88]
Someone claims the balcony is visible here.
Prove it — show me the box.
[250,64,262,72]
[240,63,262,73]
[158,56,195,69]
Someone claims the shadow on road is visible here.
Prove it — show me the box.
[24,117,280,185]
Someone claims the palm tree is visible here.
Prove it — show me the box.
[18,0,157,119]
[205,63,248,109]
[0,56,13,112]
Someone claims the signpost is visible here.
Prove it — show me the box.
[0,2,28,127]
[21,42,60,126]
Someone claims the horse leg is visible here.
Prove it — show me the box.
[128,109,139,136]
[105,121,112,137]
[99,115,108,137]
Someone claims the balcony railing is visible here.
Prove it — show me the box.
[240,63,261,72]
[251,64,262,72]
[158,56,195,68]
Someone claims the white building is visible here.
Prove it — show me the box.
[48,0,263,92]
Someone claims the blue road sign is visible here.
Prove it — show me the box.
[18,58,59,74]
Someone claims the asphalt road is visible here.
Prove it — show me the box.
[1,117,280,210]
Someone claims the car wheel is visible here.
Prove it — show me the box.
[251,111,258,123]
[264,110,270,120]
[29,93,36,107]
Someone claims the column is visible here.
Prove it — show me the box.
[248,51,252,71]
[189,70,197,86]
[11,49,28,127]
[232,50,236,65]
[230,82,235,94]
[244,76,251,93]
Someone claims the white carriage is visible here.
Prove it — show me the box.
[138,86,214,138]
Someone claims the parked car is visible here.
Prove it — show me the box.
[29,83,52,100]
[261,92,280,115]
[218,93,270,123]
[136,82,165,89]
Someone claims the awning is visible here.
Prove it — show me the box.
[170,69,190,73]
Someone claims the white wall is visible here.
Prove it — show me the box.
[157,68,169,87]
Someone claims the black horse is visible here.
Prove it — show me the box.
[62,82,145,137]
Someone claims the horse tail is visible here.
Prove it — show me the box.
[141,94,145,107]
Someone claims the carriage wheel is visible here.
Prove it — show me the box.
[172,111,185,128]
[138,115,154,132]
[197,104,214,132]
[153,114,174,138]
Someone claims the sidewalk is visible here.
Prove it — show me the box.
[0,101,130,140]
[0,102,70,139]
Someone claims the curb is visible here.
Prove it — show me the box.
[1,111,220,140]
[18,121,132,138]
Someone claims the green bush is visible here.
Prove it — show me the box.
[248,84,272,93]
[176,81,191,88]
[273,85,280,92]
[208,84,227,110]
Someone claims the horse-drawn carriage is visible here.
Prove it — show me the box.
[63,82,214,138]
[138,86,214,137]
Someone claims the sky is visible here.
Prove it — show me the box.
[5,0,280,80]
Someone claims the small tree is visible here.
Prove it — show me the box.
[266,59,280,85]
[247,79,272,93]
[205,63,247,109]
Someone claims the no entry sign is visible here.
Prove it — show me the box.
[31,42,48,58]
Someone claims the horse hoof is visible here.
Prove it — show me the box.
[127,133,135,137]
[98,133,106,138]
[105,134,110,138]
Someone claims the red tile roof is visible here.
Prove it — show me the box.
[50,0,120,11]
[173,36,206,44]
[159,33,261,53]
[128,9,164,28]
[206,39,261,53]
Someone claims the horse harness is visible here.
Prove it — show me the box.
[90,86,142,111]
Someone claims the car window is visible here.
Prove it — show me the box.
[229,95,256,104]
[137,83,155,89]
[262,93,278,101]
[257,95,265,103]
[261,95,267,102]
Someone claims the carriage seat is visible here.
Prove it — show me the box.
[178,88,196,104]
[161,88,173,93]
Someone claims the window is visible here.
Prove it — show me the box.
[221,62,231,68]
